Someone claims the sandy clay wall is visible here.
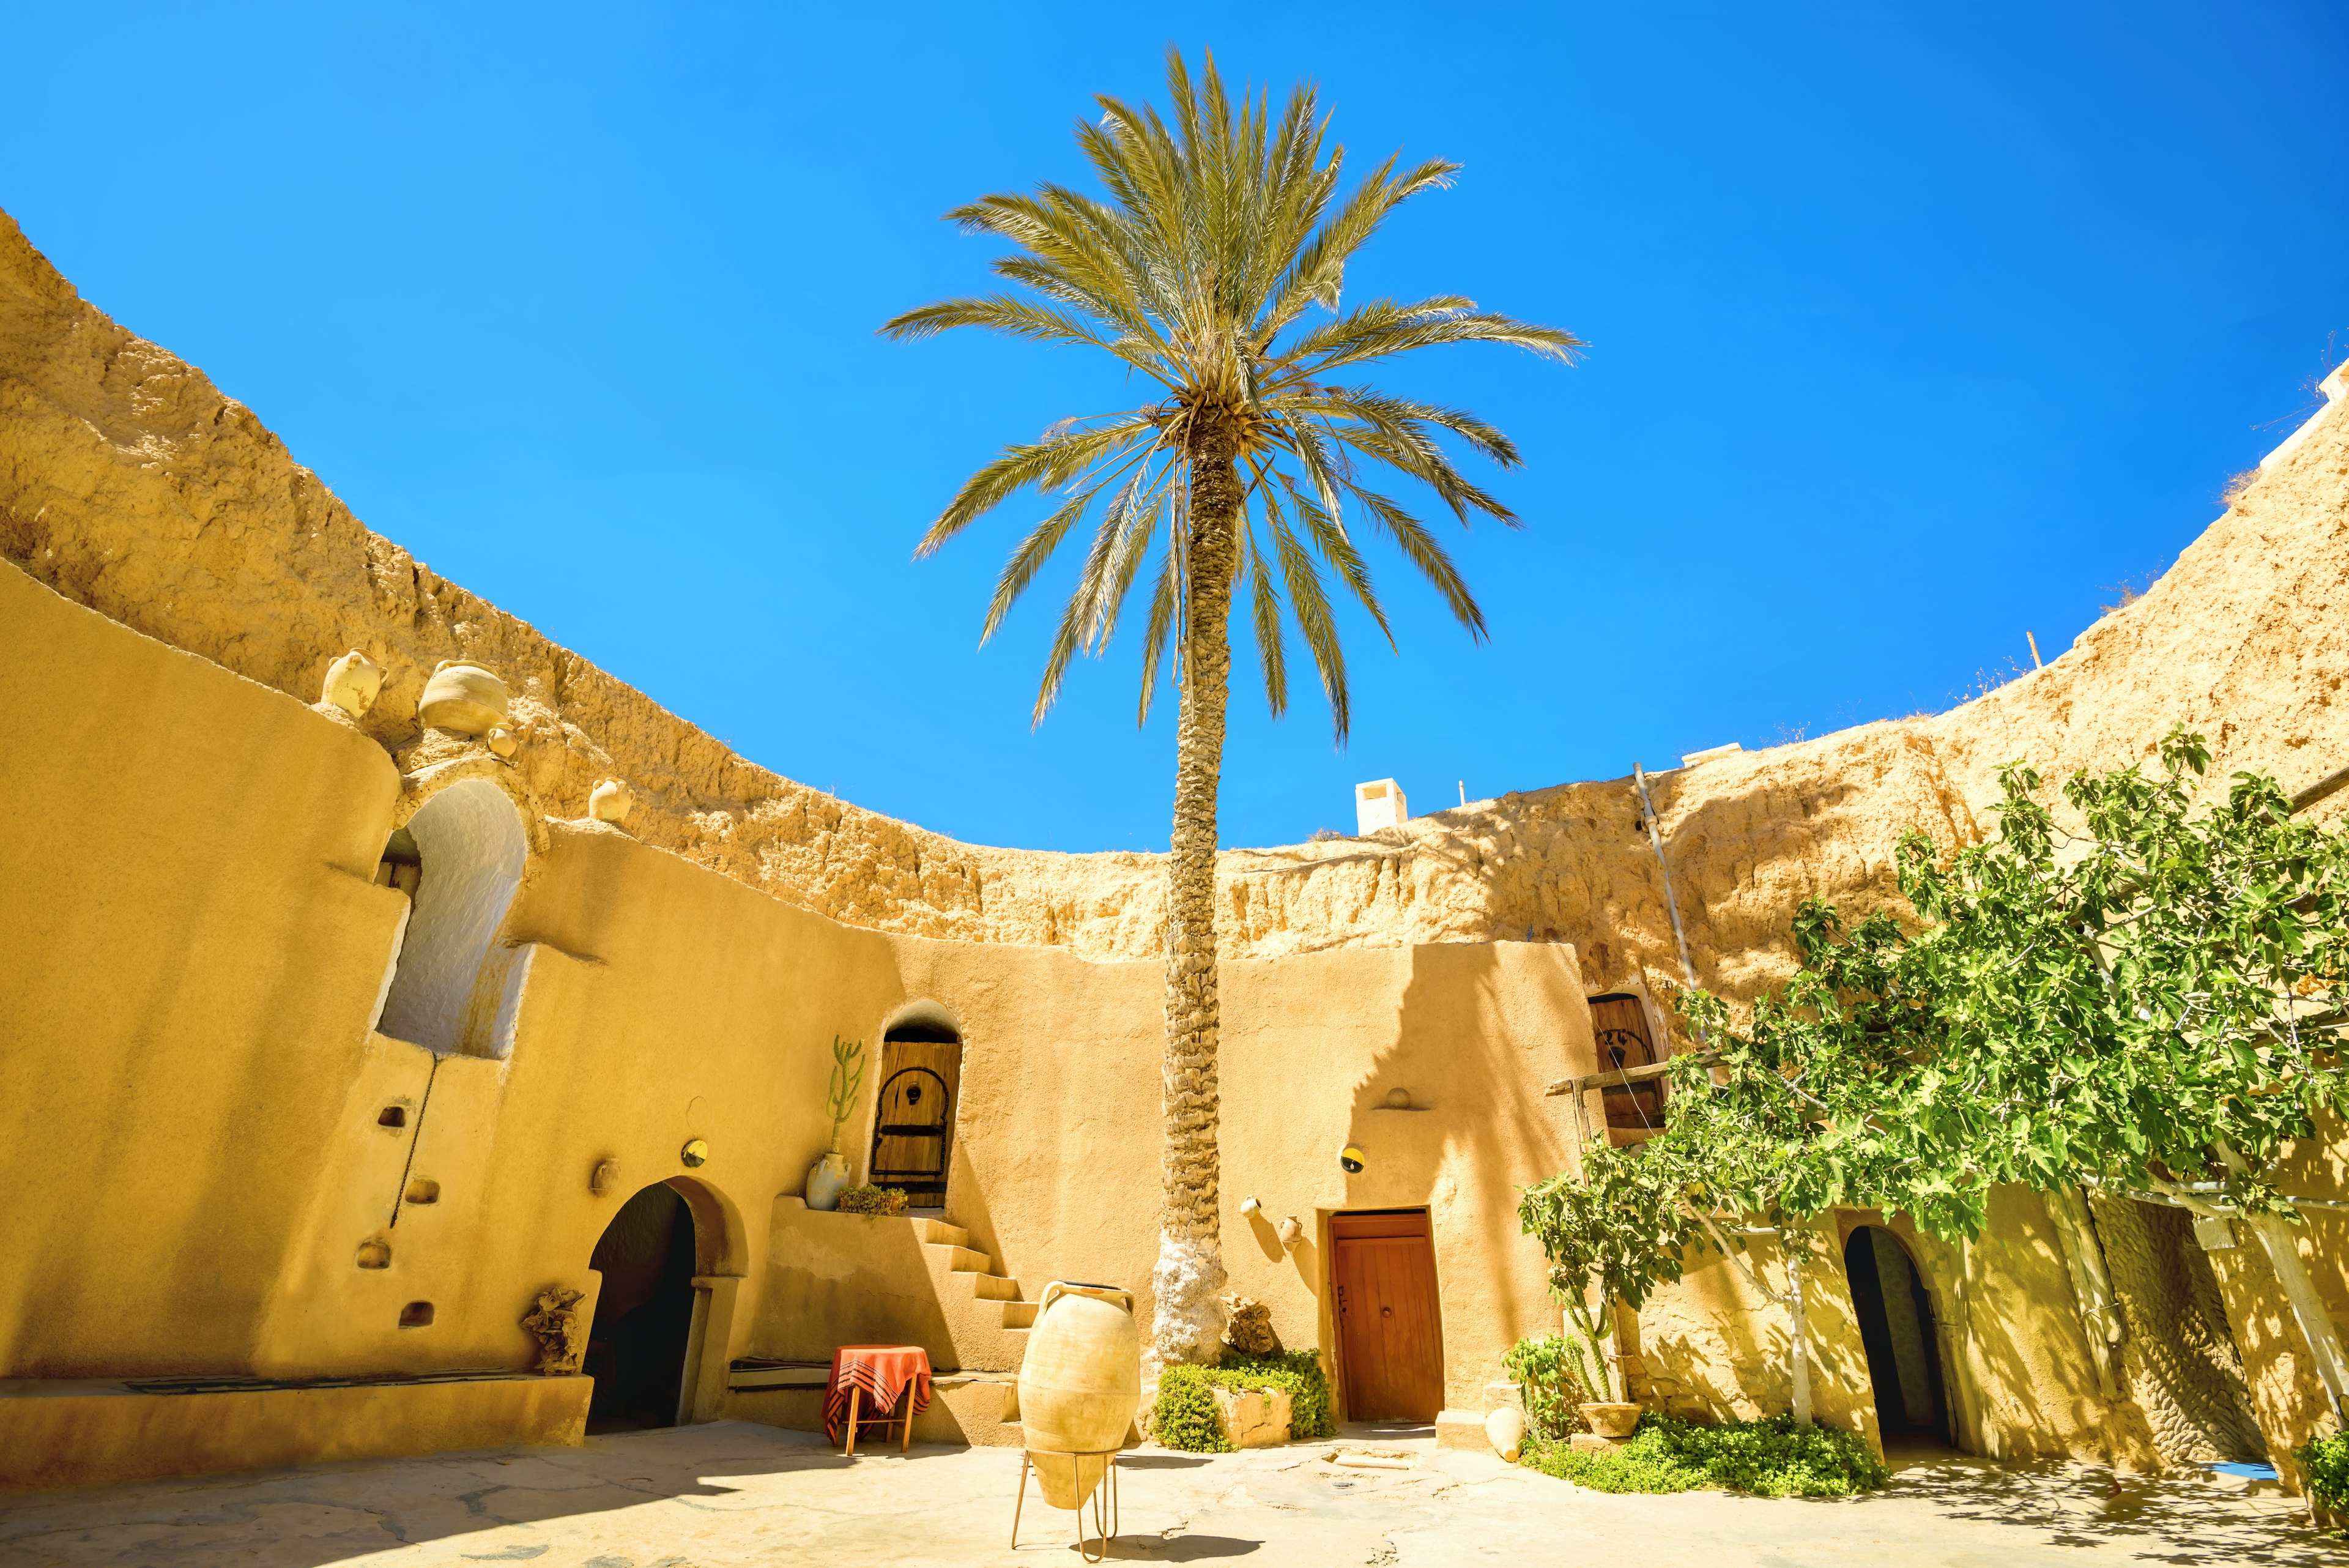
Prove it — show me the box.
[5,198,2347,1485]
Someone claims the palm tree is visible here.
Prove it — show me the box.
[883,48,1579,1366]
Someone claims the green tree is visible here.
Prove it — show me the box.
[885,50,1577,1362]
[1526,730,2349,1425]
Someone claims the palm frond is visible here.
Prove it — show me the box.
[1245,525,1290,719]
[915,420,1152,557]
[889,46,1572,736]
[1135,532,1181,727]
[1271,469,1393,652]
[1340,480,1489,639]
[1267,497,1353,742]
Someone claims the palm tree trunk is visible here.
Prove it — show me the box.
[1149,450,1242,1368]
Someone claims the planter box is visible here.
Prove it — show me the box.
[1211,1386,1293,1449]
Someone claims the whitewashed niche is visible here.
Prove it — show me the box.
[377,778,528,1057]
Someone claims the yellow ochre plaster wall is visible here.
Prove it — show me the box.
[0,555,1595,1482]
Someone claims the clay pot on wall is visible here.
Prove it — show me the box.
[804,1152,850,1211]
[321,650,384,718]
[418,661,510,735]
[1578,1402,1642,1439]
[590,778,635,826]
[1019,1281,1140,1509]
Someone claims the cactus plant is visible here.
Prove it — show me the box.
[826,1034,866,1155]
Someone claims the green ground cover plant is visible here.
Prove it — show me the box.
[1520,1413,1890,1498]
[834,1185,909,1216]
[1149,1351,1338,1451]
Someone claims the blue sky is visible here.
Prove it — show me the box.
[7,4,2346,850]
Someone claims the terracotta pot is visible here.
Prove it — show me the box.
[804,1152,850,1211]
[417,660,510,735]
[1579,1402,1643,1439]
[1485,1405,1526,1462]
[1019,1282,1139,1509]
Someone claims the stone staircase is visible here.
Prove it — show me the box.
[911,1217,1033,1447]
[724,1210,1036,1447]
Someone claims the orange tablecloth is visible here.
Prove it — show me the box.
[823,1344,933,1443]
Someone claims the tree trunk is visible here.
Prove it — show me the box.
[1782,1225,1813,1425]
[1149,450,1243,1367]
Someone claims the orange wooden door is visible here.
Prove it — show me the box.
[1330,1209,1445,1421]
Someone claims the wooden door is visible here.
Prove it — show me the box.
[1589,993,1664,1129]
[867,1039,960,1203]
[1330,1209,1445,1422]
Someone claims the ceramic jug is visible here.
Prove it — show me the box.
[417,660,509,735]
[1019,1281,1140,1509]
[804,1152,850,1212]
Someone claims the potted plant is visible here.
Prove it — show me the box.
[804,1034,864,1211]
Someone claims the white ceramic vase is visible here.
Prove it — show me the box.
[804,1151,850,1211]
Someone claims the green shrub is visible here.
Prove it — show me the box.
[1520,1413,1890,1498]
[1219,1350,1337,1440]
[834,1184,909,1216]
[1503,1334,1606,1436]
[2299,1432,2349,1510]
[1148,1351,1337,1451]
[1149,1365,1232,1452]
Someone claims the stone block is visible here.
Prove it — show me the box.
[1210,1386,1293,1449]
[1480,1381,1524,1416]
[1434,1409,1491,1451]
[1570,1432,1630,1455]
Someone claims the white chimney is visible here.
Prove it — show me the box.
[1355,778,1408,834]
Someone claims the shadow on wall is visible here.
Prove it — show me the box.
[1916,1191,2161,1466]
[1636,1226,1872,1436]
[1331,942,1588,1412]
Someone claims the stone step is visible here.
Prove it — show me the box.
[1000,1300,1038,1329]
[911,1218,970,1249]
[968,1272,1021,1302]
[930,1243,994,1275]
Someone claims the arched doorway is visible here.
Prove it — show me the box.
[585,1182,700,1433]
[869,1009,961,1210]
[1844,1225,1951,1450]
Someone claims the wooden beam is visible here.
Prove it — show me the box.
[2292,762,2349,816]
[1546,1057,1711,1096]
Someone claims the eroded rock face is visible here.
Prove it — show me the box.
[4,203,2344,1005]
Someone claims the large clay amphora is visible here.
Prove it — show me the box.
[1018,1281,1139,1509]
[418,660,510,735]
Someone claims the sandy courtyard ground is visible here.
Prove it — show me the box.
[0,1421,2327,1567]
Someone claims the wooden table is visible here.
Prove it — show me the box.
[823,1344,932,1455]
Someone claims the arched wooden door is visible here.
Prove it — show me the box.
[868,1065,953,1203]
